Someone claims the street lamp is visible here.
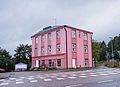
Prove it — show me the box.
[109,37,114,65]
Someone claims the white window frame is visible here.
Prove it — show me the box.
[84,33,87,40]
[41,47,44,54]
[84,45,88,53]
[72,31,76,38]
[48,33,51,40]
[56,31,60,39]
[42,36,45,42]
[35,37,38,43]
[48,45,51,53]
[72,44,76,51]
[56,44,61,52]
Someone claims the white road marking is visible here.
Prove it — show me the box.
[9,78,16,80]
[16,81,24,84]
[16,79,23,81]
[30,80,38,83]
[0,83,8,86]
[79,76,88,78]
[90,75,98,77]
[68,77,76,79]
[39,77,46,79]
[0,79,5,81]
[100,74,109,76]
[50,76,56,78]
[80,74,86,75]
[71,74,77,76]
[27,78,35,80]
[65,84,82,87]
[44,79,52,81]
[56,78,64,80]
[98,80,113,83]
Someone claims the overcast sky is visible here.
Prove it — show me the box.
[0,0,120,55]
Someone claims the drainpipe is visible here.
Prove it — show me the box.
[63,25,68,69]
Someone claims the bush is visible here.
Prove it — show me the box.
[106,59,120,68]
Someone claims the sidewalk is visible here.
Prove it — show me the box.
[0,73,10,79]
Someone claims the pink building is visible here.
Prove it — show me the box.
[31,25,93,69]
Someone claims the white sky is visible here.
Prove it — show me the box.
[0,0,120,55]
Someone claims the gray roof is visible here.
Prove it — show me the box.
[34,25,60,36]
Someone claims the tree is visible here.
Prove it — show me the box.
[0,47,14,71]
[92,40,102,62]
[14,44,32,69]
[100,41,107,61]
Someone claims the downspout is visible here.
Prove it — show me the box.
[63,25,68,69]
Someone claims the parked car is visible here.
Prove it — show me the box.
[0,68,5,73]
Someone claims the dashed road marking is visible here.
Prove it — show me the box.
[99,74,109,76]
[16,79,23,81]
[19,77,26,79]
[98,80,113,83]
[30,80,38,83]
[68,77,76,79]
[79,76,88,78]
[56,78,64,80]
[27,78,35,80]
[16,81,24,84]
[89,75,98,77]
[65,84,82,87]
[9,78,16,80]
[44,79,52,81]
[0,83,8,86]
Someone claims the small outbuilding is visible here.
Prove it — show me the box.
[15,63,27,71]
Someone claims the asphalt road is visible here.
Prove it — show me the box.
[0,68,120,87]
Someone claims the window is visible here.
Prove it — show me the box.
[84,45,88,53]
[48,45,51,53]
[56,44,61,52]
[56,30,60,38]
[72,30,76,38]
[35,48,38,55]
[57,59,61,66]
[85,59,88,66]
[84,33,87,40]
[42,36,45,42]
[41,47,44,54]
[48,33,51,40]
[42,60,45,65]
[48,60,52,67]
[79,31,81,38]
[72,44,76,51]
[35,37,38,43]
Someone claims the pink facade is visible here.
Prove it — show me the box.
[31,25,93,68]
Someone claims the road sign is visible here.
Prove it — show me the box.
[111,53,115,59]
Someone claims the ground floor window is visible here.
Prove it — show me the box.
[42,60,45,65]
[48,60,52,67]
[57,59,61,66]
[85,59,89,66]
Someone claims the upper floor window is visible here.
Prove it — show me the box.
[56,30,60,39]
[84,33,87,40]
[56,44,61,52]
[48,45,51,53]
[72,44,76,51]
[41,47,44,54]
[42,35,45,43]
[48,33,51,40]
[84,45,88,53]
[35,37,38,43]
[72,30,76,38]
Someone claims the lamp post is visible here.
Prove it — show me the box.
[109,37,114,65]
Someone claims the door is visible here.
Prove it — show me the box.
[35,60,39,68]
[72,59,76,68]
